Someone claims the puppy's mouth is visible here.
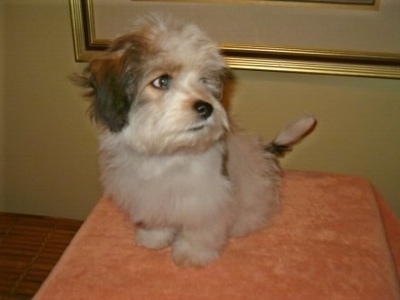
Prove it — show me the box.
[188,125,205,132]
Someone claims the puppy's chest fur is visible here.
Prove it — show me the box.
[99,134,232,226]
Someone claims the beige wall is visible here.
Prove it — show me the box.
[0,0,4,210]
[231,70,400,218]
[2,1,400,220]
[4,0,102,219]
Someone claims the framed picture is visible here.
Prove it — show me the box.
[69,0,400,79]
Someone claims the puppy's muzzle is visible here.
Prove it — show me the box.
[193,100,213,120]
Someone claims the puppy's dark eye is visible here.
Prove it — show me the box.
[200,77,217,89]
[200,77,222,99]
[151,74,172,90]
[200,77,214,87]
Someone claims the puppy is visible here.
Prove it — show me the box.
[75,14,316,267]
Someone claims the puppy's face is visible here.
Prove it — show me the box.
[80,15,231,155]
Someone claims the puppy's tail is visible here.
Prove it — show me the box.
[265,113,317,157]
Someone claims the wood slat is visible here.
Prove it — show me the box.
[0,212,82,299]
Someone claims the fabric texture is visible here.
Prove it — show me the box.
[34,171,400,299]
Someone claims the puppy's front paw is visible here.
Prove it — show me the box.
[171,239,219,268]
[136,227,176,250]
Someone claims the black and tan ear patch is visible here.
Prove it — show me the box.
[73,38,146,132]
[86,57,134,132]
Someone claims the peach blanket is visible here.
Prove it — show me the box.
[34,171,400,299]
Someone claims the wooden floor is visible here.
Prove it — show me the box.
[0,213,83,300]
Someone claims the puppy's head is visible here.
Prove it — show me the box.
[77,14,232,155]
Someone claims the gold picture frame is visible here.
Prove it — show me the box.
[69,0,400,79]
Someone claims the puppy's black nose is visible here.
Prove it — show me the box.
[193,100,213,119]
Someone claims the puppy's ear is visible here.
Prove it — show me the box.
[73,40,144,132]
[87,56,134,132]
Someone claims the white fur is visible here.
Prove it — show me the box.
[80,14,315,267]
[99,129,280,267]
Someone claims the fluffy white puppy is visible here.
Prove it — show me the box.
[75,14,316,267]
